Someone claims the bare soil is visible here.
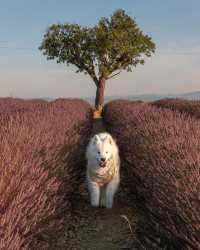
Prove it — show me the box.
[49,181,145,250]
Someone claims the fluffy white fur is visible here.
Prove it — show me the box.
[86,132,120,208]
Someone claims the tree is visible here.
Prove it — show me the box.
[39,9,155,111]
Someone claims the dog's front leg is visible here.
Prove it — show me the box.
[105,175,120,209]
[88,181,100,207]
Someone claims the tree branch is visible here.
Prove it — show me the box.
[108,71,121,79]
[70,50,99,86]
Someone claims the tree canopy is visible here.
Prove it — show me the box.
[40,9,155,86]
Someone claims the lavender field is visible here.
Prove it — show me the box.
[103,99,200,249]
[0,98,92,249]
[1,97,200,249]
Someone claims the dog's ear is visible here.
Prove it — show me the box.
[108,135,112,145]
[93,135,100,144]
[101,135,107,142]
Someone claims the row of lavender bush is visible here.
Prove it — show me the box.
[0,98,92,249]
[152,98,200,119]
[0,97,48,114]
[103,100,200,250]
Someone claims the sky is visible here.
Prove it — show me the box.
[0,0,200,98]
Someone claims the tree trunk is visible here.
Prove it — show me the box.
[95,78,106,109]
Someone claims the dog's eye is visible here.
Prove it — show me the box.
[98,151,100,154]
[106,152,108,154]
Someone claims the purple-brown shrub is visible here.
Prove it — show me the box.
[152,98,200,119]
[103,100,200,249]
[0,98,92,249]
[0,97,48,113]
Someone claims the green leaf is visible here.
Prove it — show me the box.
[40,9,156,84]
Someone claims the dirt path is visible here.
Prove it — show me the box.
[50,181,144,250]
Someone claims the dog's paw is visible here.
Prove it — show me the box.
[105,200,113,209]
[91,200,99,207]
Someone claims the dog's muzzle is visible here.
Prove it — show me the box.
[99,161,107,168]
[99,156,112,168]
[99,157,106,168]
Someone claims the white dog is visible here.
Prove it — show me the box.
[86,132,120,208]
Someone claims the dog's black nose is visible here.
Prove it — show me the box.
[101,157,106,162]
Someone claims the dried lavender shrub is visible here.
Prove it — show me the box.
[152,98,200,119]
[103,100,200,250]
[0,98,92,249]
